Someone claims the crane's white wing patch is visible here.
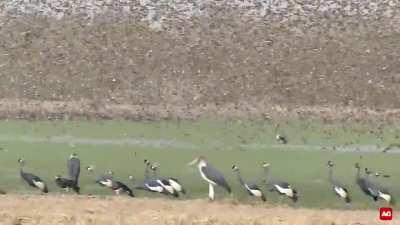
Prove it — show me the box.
[169,179,182,192]
[244,184,261,197]
[32,180,45,190]
[156,180,174,194]
[100,179,113,188]
[334,186,347,198]
[275,184,293,197]
[378,191,392,203]
[145,184,164,193]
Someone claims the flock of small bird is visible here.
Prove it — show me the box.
[15,151,395,206]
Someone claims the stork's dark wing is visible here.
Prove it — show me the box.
[68,157,80,182]
[55,177,76,188]
[201,164,231,193]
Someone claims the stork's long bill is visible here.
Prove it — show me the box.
[188,156,207,167]
[188,157,200,166]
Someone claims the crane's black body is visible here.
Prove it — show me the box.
[151,164,180,197]
[355,163,379,201]
[232,165,266,201]
[54,176,80,194]
[18,159,48,193]
[133,160,169,195]
[93,170,114,188]
[327,161,351,203]
[262,162,298,203]
[355,163,394,205]
[111,180,134,197]
[168,177,186,195]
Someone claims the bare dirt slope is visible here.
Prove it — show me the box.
[0,195,393,225]
[1,1,400,121]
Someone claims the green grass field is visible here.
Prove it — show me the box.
[0,119,398,209]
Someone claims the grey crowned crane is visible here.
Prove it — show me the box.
[54,175,80,194]
[86,167,134,197]
[327,161,351,203]
[151,163,186,196]
[150,163,178,197]
[355,163,394,205]
[95,170,114,188]
[276,134,287,144]
[232,165,266,201]
[18,159,48,193]
[85,166,114,188]
[110,180,135,197]
[132,159,169,195]
[188,156,231,201]
[262,162,298,203]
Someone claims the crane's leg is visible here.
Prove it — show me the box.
[278,195,284,205]
[208,183,215,201]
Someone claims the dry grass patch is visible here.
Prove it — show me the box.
[0,195,391,225]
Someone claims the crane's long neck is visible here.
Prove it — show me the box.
[263,166,271,182]
[144,164,150,179]
[152,168,159,178]
[235,170,245,186]
[19,162,25,175]
[364,169,372,182]
[355,166,360,180]
[328,166,334,184]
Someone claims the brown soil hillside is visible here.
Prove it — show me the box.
[1,1,400,121]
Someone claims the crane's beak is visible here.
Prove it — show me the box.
[188,158,198,166]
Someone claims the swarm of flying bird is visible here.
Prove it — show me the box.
[15,153,395,206]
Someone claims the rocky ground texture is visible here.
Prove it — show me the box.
[1,0,400,121]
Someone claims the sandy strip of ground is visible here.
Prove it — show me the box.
[2,98,400,121]
[0,195,396,225]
